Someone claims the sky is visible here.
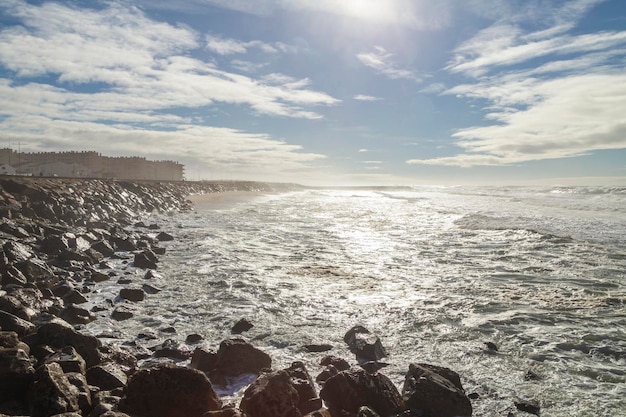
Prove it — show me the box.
[0,0,625,186]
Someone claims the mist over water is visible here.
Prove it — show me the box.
[88,186,626,416]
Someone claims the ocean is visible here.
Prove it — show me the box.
[87,185,626,416]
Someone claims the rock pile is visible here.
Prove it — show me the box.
[0,177,481,417]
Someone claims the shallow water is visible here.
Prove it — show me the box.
[87,186,626,416]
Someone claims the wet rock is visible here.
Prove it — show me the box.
[36,317,102,367]
[0,310,35,337]
[30,362,81,417]
[152,338,192,360]
[16,257,55,282]
[231,318,254,334]
[286,361,322,415]
[2,265,28,286]
[119,288,145,302]
[90,270,111,283]
[186,333,204,344]
[320,355,351,371]
[66,371,93,414]
[210,338,272,384]
[514,399,541,416]
[191,347,217,372]
[0,294,35,321]
[304,343,333,353]
[60,304,96,325]
[201,407,246,417]
[343,325,387,362]
[111,305,135,321]
[155,232,174,241]
[240,370,302,417]
[319,369,405,417]
[133,250,158,269]
[91,240,115,258]
[118,363,222,417]
[87,362,128,391]
[356,406,381,417]
[3,241,33,263]
[484,341,498,352]
[142,283,162,294]
[0,346,35,402]
[401,363,472,417]
[524,370,541,381]
[44,346,87,374]
[144,269,162,279]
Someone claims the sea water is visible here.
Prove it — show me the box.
[87,186,626,416]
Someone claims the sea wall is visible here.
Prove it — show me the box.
[0,177,477,417]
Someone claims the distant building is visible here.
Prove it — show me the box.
[0,148,185,180]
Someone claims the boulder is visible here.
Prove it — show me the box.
[142,283,162,294]
[111,305,135,321]
[0,311,35,337]
[36,317,102,367]
[231,318,254,334]
[240,370,302,417]
[201,407,246,417]
[133,250,158,269]
[118,363,222,417]
[91,241,115,258]
[29,362,81,417]
[0,346,35,402]
[319,369,405,417]
[0,294,35,321]
[343,325,387,362]
[86,362,128,391]
[44,346,87,374]
[60,304,96,325]
[401,363,472,417]
[119,288,145,302]
[62,289,88,305]
[152,339,192,360]
[286,361,322,415]
[65,372,93,415]
[190,347,217,372]
[210,338,272,384]
[155,232,174,242]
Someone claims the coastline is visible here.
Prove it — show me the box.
[0,177,474,417]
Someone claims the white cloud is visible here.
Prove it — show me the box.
[205,34,295,55]
[353,94,381,101]
[357,46,421,82]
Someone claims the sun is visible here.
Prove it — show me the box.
[334,0,407,25]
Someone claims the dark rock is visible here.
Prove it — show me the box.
[514,399,540,416]
[484,341,498,352]
[60,304,96,325]
[357,406,381,417]
[119,288,145,302]
[111,305,135,321]
[190,347,217,372]
[44,346,87,374]
[113,236,138,252]
[152,246,166,255]
[90,270,111,282]
[3,241,33,263]
[201,407,246,417]
[186,333,204,344]
[231,318,254,334]
[240,370,302,417]
[16,257,54,282]
[142,283,162,294]
[152,338,192,360]
[91,240,115,258]
[0,294,35,320]
[0,310,35,337]
[304,343,333,353]
[65,371,93,414]
[320,369,405,417]
[62,289,89,305]
[144,269,162,279]
[320,355,351,371]
[155,232,174,241]
[87,362,128,391]
[2,266,28,286]
[286,361,322,415]
[0,346,35,402]
[118,363,222,417]
[36,317,102,367]
[401,363,472,417]
[30,362,81,417]
[133,250,158,269]
[211,338,272,384]
[148,223,160,230]
[524,370,541,381]
[343,325,387,362]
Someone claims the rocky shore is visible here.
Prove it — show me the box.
[0,177,485,417]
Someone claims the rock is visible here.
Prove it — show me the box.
[320,355,351,371]
[30,362,81,417]
[44,346,87,374]
[514,399,540,416]
[210,338,272,384]
[2,241,33,263]
[111,305,135,321]
[343,325,387,362]
[240,370,302,417]
[201,407,246,417]
[133,250,158,269]
[155,232,174,241]
[190,347,217,372]
[0,295,35,320]
[286,361,322,415]
[152,338,192,360]
[142,283,162,294]
[401,363,472,417]
[60,304,96,325]
[524,370,541,381]
[357,406,381,417]
[144,269,162,279]
[231,318,254,334]
[186,333,204,344]
[119,288,145,302]
[484,341,498,352]
[118,363,222,417]
[304,343,333,353]
[65,372,93,414]
[87,362,128,391]
[36,317,102,367]
[319,369,405,417]
[0,311,35,337]
[62,289,88,305]
[0,346,35,402]
[91,240,115,258]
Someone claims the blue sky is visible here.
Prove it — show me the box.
[1,0,625,185]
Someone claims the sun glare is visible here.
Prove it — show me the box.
[335,0,406,24]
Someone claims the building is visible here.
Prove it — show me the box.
[0,148,185,181]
